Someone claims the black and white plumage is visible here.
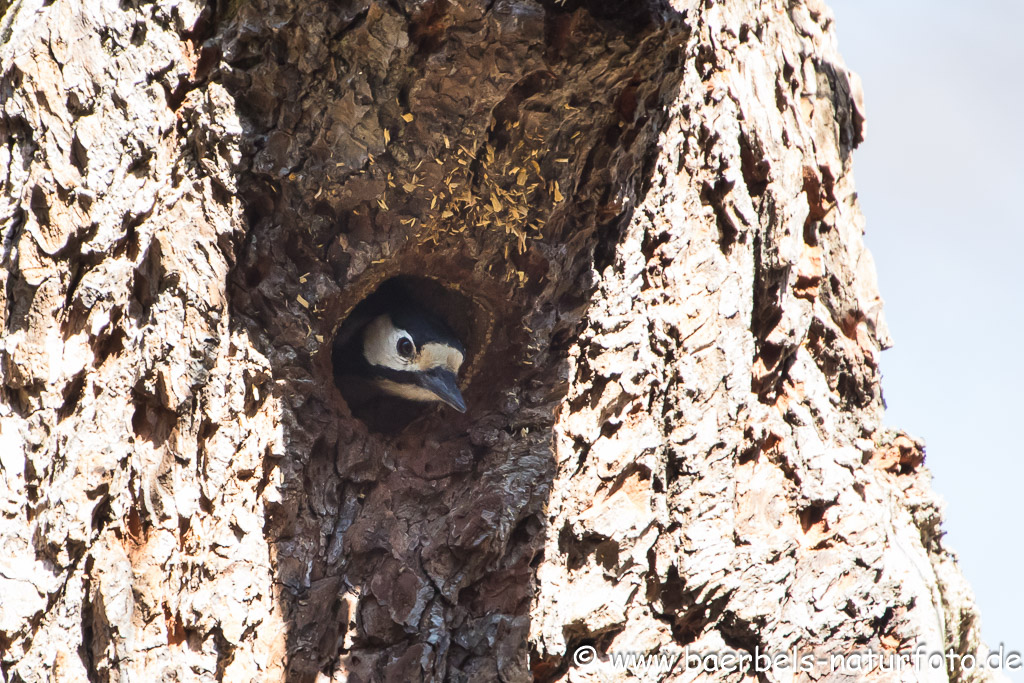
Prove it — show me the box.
[333,295,467,413]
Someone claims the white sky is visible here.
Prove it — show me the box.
[827,0,1024,675]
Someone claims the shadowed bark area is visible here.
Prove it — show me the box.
[219,2,687,680]
[0,0,997,682]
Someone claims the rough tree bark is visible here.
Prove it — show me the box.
[0,0,1000,681]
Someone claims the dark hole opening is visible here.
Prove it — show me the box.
[332,275,482,435]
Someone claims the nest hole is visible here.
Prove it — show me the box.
[332,275,488,435]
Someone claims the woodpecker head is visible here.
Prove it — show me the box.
[352,306,467,412]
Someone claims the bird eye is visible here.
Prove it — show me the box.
[396,337,414,358]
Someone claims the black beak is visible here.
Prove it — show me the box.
[417,368,467,413]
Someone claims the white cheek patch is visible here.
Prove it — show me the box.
[417,342,464,374]
[363,314,463,374]
[362,315,413,371]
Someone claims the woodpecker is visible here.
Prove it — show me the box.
[333,296,467,413]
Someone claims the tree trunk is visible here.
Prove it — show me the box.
[0,0,997,681]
